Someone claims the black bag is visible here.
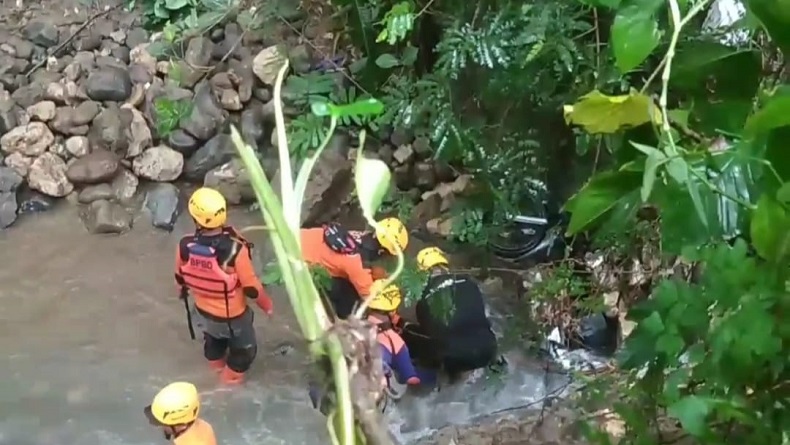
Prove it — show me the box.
[322,223,359,254]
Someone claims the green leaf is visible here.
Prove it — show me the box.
[164,0,189,9]
[331,98,384,119]
[750,195,790,262]
[610,2,661,73]
[310,102,331,117]
[641,151,666,202]
[577,0,621,8]
[744,93,790,136]
[640,311,665,336]
[563,169,643,235]
[777,182,790,204]
[375,53,400,69]
[564,89,663,134]
[355,151,392,222]
[401,46,419,66]
[666,157,689,185]
[668,396,712,437]
[672,42,761,100]
[747,0,790,57]
[667,109,690,129]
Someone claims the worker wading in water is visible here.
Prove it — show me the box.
[300,218,408,319]
[144,381,217,445]
[403,247,499,382]
[175,187,274,385]
[367,280,432,395]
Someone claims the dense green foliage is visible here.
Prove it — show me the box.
[143,0,790,441]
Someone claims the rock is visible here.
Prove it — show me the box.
[145,183,181,232]
[1,122,55,156]
[209,72,234,90]
[81,199,132,234]
[128,64,153,84]
[179,81,226,141]
[129,45,157,77]
[72,101,100,125]
[9,37,34,60]
[49,140,69,159]
[88,105,133,155]
[111,168,138,202]
[73,30,102,52]
[4,152,33,177]
[0,166,22,229]
[393,163,413,190]
[282,134,352,226]
[27,100,56,121]
[24,21,59,48]
[289,44,312,73]
[480,276,504,297]
[17,187,56,213]
[228,58,254,103]
[66,149,119,184]
[85,66,132,102]
[126,28,149,48]
[44,82,68,104]
[178,37,214,88]
[63,62,83,82]
[27,152,73,197]
[167,129,200,156]
[426,217,454,238]
[390,127,414,147]
[408,193,442,228]
[110,30,126,45]
[393,144,414,164]
[132,145,184,181]
[378,144,394,165]
[240,105,266,149]
[0,99,25,134]
[126,84,146,108]
[11,83,46,108]
[49,107,89,136]
[252,45,287,85]
[121,104,152,158]
[203,159,253,205]
[414,161,437,190]
[183,133,235,181]
[0,191,17,228]
[412,135,431,157]
[65,135,90,157]
[78,183,114,204]
[219,89,242,111]
[0,165,23,192]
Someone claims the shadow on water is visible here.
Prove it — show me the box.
[0,205,568,445]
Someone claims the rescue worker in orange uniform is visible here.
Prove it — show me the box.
[145,381,217,445]
[300,218,409,319]
[367,280,435,392]
[175,187,274,385]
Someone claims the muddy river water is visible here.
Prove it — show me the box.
[0,205,570,445]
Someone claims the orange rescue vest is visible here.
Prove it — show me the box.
[179,243,241,317]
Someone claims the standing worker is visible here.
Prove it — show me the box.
[144,381,217,445]
[175,187,274,385]
[300,218,409,319]
[405,247,499,382]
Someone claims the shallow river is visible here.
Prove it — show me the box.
[0,204,569,445]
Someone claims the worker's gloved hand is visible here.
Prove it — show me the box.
[255,292,274,315]
[371,266,388,280]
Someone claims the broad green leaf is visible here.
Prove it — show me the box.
[401,46,419,66]
[610,1,661,73]
[668,109,690,129]
[355,151,392,222]
[747,0,790,57]
[672,42,761,100]
[744,93,790,136]
[686,180,708,228]
[375,53,400,69]
[666,157,689,185]
[576,0,621,8]
[777,182,790,204]
[563,169,643,235]
[631,141,664,157]
[641,151,665,202]
[165,0,189,9]
[310,102,331,117]
[668,396,712,437]
[750,195,790,263]
[564,89,663,134]
[331,98,384,119]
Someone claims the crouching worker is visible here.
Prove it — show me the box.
[175,187,274,385]
[301,217,409,319]
[144,382,217,445]
[407,247,499,382]
[367,280,435,396]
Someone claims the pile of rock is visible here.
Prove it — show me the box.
[0,6,312,233]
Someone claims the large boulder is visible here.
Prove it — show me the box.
[1,122,55,156]
[132,145,184,181]
[203,159,253,205]
[27,152,73,197]
[80,199,132,234]
[65,149,120,184]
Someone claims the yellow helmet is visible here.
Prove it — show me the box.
[188,187,227,229]
[416,247,448,271]
[375,218,408,255]
[367,280,402,312]
[145,382,200,426]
